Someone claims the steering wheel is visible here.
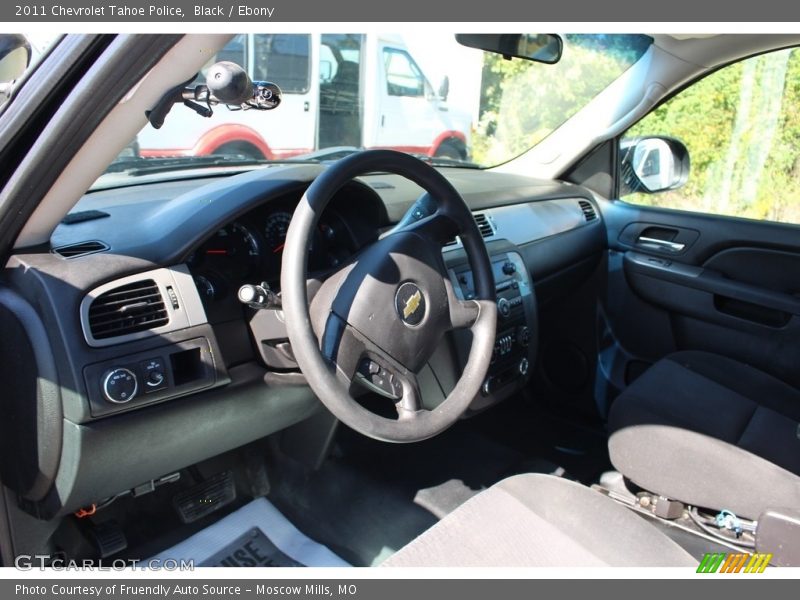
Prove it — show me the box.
[281,150,497,442]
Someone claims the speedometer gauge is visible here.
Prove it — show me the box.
[263,211,293,255]
[192,222,261,281]
[262,209,328,281]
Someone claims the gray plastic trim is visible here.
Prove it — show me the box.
[79,263,208,348]
[443,197,595,252]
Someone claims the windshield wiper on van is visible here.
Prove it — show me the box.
[103,155,321,177]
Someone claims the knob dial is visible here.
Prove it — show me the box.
[145,369,165,387]
[102,368,138,404]
[497,297,511,319]
[502,261,516,275]
[517,326,531,347]
[518,358,530,377]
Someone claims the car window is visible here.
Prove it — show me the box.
[621,46,800,225]
[90,33,651,190]
[253,34,311,94]
[384,49,425,97]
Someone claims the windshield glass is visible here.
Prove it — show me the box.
[97,33,651,187]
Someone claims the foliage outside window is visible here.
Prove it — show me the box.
[623,47,800,225]
[471,34,652,166]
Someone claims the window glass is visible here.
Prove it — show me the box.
[384,49,425,97]
[622,47,800,225]
[252,34,311,94]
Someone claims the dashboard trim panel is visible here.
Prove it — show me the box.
[79,264,208,348]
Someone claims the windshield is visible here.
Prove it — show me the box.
[97,33,651,186]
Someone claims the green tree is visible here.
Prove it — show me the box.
[472,34,651,165]
[626,47,800,225]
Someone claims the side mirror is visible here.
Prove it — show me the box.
[438,75,450,101]
[620,136,690,194]
[0,34,31,83]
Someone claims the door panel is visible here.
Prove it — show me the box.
[599,199,800,394]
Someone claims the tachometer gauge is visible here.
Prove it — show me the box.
[263,211,293,255]
[195,222,261,281]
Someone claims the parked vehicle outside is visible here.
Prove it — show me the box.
[136,33,474,161]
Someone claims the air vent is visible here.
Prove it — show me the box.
[444,212,495,246]
[52,240,109,259]
[473,213,495,237]
[578,200,598,222]
[88,279,169,340]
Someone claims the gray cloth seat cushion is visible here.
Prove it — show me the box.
[609,350,800,520]
[382,473,696,567]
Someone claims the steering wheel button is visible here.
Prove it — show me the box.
[389,374,402,396]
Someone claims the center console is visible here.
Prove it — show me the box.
[446,245,537,413]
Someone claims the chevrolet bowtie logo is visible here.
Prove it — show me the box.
[403,290,422,319]
[395,282,426,326]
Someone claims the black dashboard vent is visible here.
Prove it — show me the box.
[444,212,495,246]
[88,279,169,340]
[52,240,109,259]
[473,213,495,237]
[578,200,598,222]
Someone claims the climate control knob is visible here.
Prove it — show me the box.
[102,368,138,404]
[517,326,531,347]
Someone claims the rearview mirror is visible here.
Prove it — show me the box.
[620,136,690,194]
[455,34,562,64]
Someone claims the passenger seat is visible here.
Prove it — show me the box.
[608,350,800,520]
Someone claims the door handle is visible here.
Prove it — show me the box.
[637,236,686,252]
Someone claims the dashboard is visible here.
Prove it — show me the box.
[0,163,605,518]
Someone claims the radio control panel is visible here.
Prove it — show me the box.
[446,249,537,412]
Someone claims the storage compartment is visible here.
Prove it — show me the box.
[170,347,205,386]
[713,295,791,328]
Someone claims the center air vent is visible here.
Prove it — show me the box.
[578,200,598,222]
[52,240,109,259]
[444,212,495,246]
[88,279,169,340]
[473,213,495,237]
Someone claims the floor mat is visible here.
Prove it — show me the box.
[149,497,349,567]
[268,418,565,566]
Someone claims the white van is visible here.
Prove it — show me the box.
[137,33,473,161]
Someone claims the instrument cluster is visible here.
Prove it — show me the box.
[188,203,356,304]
